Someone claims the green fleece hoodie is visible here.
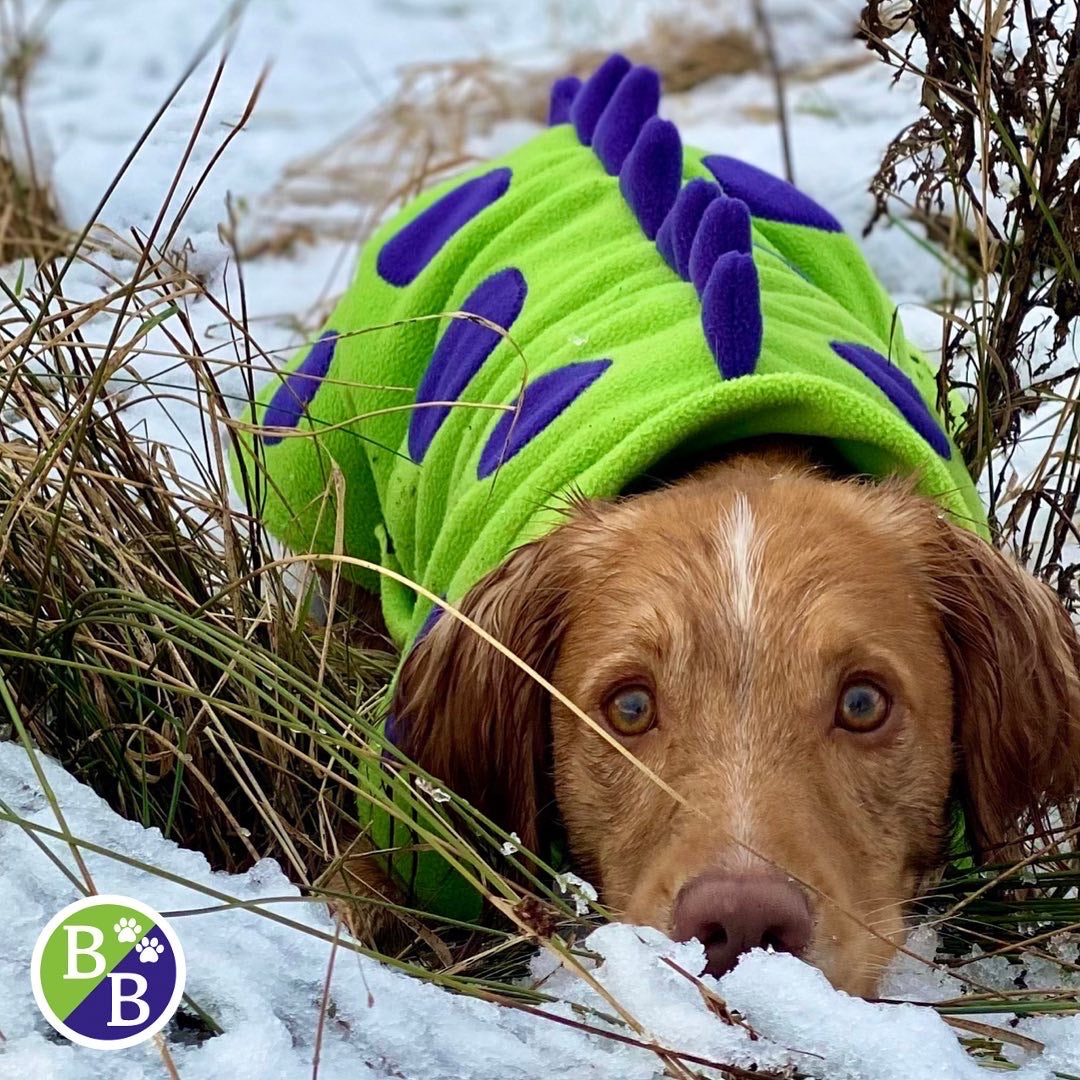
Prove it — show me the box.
[232,54,984,918]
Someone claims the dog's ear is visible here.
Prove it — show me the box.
[390,533,574,852]
[930,517,1080,861]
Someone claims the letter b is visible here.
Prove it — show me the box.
[62,925,105,979]
[107,972,150,1027]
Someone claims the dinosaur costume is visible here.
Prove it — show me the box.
[232,54,985,918]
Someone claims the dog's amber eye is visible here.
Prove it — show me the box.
[836,681,890,732]
[604,686,656,735]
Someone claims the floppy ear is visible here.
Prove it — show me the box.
[931,518,1080,861]
[390,534,574,852]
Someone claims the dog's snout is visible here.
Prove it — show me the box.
[671,871,812,978]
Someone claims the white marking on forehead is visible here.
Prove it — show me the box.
[715,492,768,862]
[717,492,761,636]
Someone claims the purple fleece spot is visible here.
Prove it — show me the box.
[703,155,842,233]
[261,330,337,446]
[478,360,611,479]
[655,178,719,278]
[688,197,753,296]
[592,65,661,175]
[416,602,444,643]
[571,53,631,146]
[548,75,582,125]
[619,117,682,240]
[408,268,527,463]
[377,168,512,287]
[383,600,446,751]
[831,342,951,458]
[383,711,402,750]
[702,252,762,379]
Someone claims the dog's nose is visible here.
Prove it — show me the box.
[671,870,812,978]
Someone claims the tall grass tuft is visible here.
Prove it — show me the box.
[862,0,1080,594]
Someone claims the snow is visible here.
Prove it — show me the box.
[3,742,1078,1079]
[2,0,1079,1076]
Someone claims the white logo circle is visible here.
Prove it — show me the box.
[30,894,187,1051]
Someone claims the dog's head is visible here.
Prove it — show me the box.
[392,459,1080,995]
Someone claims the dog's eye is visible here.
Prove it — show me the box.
[604,686,656,735]
[836,681,890,732]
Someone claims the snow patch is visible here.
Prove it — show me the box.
[3,743,1077,1078]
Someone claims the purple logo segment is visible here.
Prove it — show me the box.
[61,932,180,1042]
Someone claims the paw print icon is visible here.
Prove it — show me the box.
[135,936,165,964]
[114,916,143,943]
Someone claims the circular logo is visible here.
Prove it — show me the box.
[30,894,186,1050]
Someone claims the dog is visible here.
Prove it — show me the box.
[389,441,1080,996]
[234,54,1080,994]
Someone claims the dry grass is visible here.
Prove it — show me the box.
[861,0,1080,602]
[0,0,601,1046]
[0,0,67,263]
[0,151,66,264]
[234,14,763,260]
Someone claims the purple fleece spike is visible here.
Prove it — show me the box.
[654,211,677,271]
[548,76,582,125]
[703,155,843,233]
[619,117,682,241]
[261,330,337,446]
[377,168,512,287]
[571,53,631,146]
[831,343,951,458]
[592,65,661,175]
[654,178,719,278]
[702,252,762,379]
[409,268,527,463]
[688,197,753,296]
[478,360,611,479]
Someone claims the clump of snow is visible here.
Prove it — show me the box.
[878,924,964,1003]
[3,742,1078,1079]
[723,951,989,1080]
[555,871,598,915]
[413,776,452,803]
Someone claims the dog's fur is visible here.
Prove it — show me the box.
[348,445,1080,995]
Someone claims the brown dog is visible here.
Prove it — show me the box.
[388,445,1080,996]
